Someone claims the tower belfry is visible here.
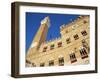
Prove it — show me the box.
[27,16,50,58]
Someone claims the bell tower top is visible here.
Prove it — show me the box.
[41,16,50,28]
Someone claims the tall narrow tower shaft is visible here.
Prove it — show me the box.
[27,16,50,58]
[31,16,50,49]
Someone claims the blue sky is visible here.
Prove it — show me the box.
[26,12,80,52]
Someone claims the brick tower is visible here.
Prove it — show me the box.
[26,16,50,60]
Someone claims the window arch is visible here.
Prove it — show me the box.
[69,53,77,63]
[58,42,62,47]
[58,57,64,66]
[66,38,71,44]
[49,60,54,66]
[32,63,36,67]
[73,34,79,40]
[79,47,88,59]
[50,44,54,50]
[43,46,47,52]
[81,30,87,36]
[40,63,45,67]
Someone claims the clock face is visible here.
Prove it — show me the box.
[31,42,37,48]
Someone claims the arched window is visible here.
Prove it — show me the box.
[32,63,36,67]
[26,60,32,67]
[81,39,90,52]
[80,47,88,59]
[66,38,71,44]
[43,46,47,52]
[49,60,54,66]
[73,34,79,40]
[40,63,45,67]
[69,53,77,63]
[81,30,87,36]
[58,42,62,47]
[26,60,31,64]
[50,44,54,50]
[58,57,64,66]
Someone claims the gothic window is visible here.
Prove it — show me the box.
[82,39,90,52]
[32,63,36,67]
[50,44,54,50]
[40,63,45,67]
[79,47,88,59]
[58,42,62,47]
[74,34,79,40]
[81,30,87,36]
[26,60,31,64]
[43,46,47,52]
[66,38,71,44]
[70,53,77,63]
[59,57,64,66]
[82,39,87,48]
[49,60,54,66]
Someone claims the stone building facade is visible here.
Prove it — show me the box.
[26,15,90,67]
